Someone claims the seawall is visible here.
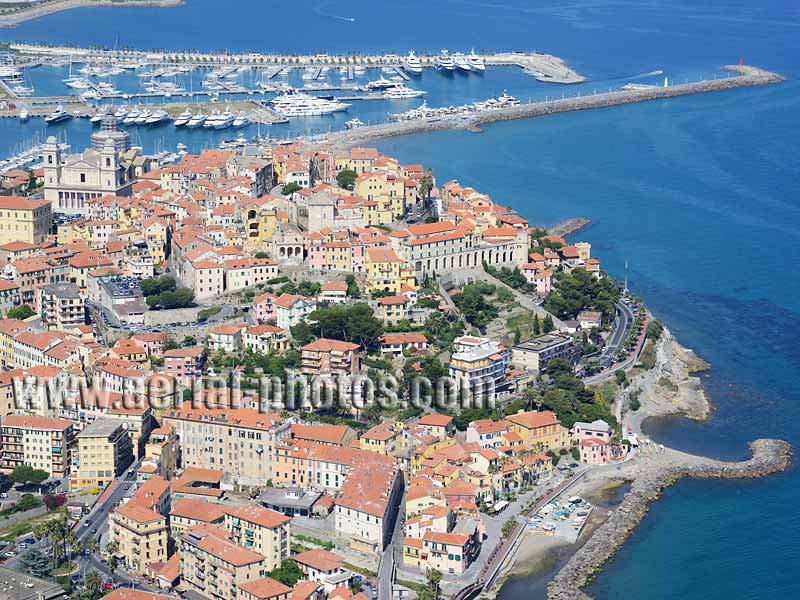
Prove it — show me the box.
[547,439,792,600]
[0,0,183,27]
[327,65,784,149]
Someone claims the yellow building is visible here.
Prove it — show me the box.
[223,504,291,570]
[0,319,31,368]
[144,424,178,480]
[505,410,569,452]
[354,172,405,220]
[360,422,399,456]
[0,196,52,245]
[69,419,134,491]
[365,247,406,294]
[108,503,169,574]
[410,437,456,472]
[362,200,393,227]
[143,218,169,266]
[376,296,409,327]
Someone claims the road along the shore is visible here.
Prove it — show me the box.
[546,439,792,600]
[327,65,783,149]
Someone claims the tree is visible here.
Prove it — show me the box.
[10,464,49,486]
[140,274,176,297]
[84,570,104,600]
[281,182,301,196]
[43,493,67,511]
[268,559,303,586]
[501,517,516,538]
[6,304,35,320]
[345,274,360,298]
[424,568,442,600]
[533,313,541,335]
[419,171,434,216]
[255,251,269,259]
[453,283,498,327]
[615,369,627,386]
[19,548,52,579]
[542,314,554,333]
[303,303,384,351]
[543,268,620,324]
[336,168,357,190]
[289,321,315,346]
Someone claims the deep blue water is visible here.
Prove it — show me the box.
[3,1,799,598]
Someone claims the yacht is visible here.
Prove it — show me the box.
[114,106,129,122]
[135,110,153,125]
[270,90,350,117]
[345,117,364,129]
[81,90,101,100]
[90,111,107,124]
[0,66,22,80]
[173,109,193,127]
[498,90,520,105]
[232,113,251,128]
[212,109,235,129]
[453,53,472,72]
[186,112,207,128]
[12,85,34,97]
[45,106,72,124]
[435,50,456,71]
[65,77,92,90]
[468,49,486,72]
[145,110,169,125]
[203,110,222,128]
[18,108,29,122]
[402,51,423,75]
[123,109,140,124]
[383,85,427,99]
[366,77,397,90]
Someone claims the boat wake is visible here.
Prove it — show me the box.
[314,2,356,22]
[591,69,665,84]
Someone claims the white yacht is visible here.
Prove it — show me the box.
[232,113,251,128]
[203,110,222,128]
[90,111,107,124]
[81,90,101,100]
[402,51,423,75]
[453,53,472,72]
[270,91,350,117]
[123,109,140,125]
[44,106,72,124]
[114,106,129,122]
[498,90,520,105]
[65,77,92,90]
[186,112,207,128]
[135,110,153,125]
[12,85,34,97]
[0,66,21,79]
[18,108,29,122]
[468,49,486,72]
[383,85,427,99]
[213,109,235,129]
[145,110,169,125]
[173,109,193,127]
[345,117,364,129]
[366,77,397,90]
[435,50,456,71]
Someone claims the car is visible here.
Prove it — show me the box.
[92,528,98,534]
[0,493,6,498]
[569,463,579,468]
[103,582,113,590]
[84,520,91,527]
[4,551,15,557]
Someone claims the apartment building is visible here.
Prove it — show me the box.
[180,524,267,600]
[505,410,569,452]
[163,346,205,382]
[300,339,360,376]
[163,404,288,487]
[0,196,53,245]
[169,498,227,537]
[69,418,133,490]
[0,415,74,478]
[36,283,85,332]
[448,336,510,399]
[222,504,291,570]
[108,502,169,574]
[511,333,580,373]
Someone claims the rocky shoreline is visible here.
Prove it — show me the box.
[547,439,792,600]
[549,218,591,238]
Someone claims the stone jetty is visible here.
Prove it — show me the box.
[547,439,792,600]
[327,65,783,149]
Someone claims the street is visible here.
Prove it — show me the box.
[377,488,405,600]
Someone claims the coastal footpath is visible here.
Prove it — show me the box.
[327,65,783,148]
[0,0,182,27]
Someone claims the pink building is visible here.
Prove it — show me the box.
[580,438,611,465]
[163,346,205,381]
[254,292,278,323]
[306,235,327,271]
[521,264,553,295]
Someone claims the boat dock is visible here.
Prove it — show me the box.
[325,65,784,147]
[392,67,410,81]
[8,44,586,84]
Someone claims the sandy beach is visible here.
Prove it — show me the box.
[0,0,182,27]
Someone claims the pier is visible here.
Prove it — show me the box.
[8,43,585,84]
[325,65,784,147]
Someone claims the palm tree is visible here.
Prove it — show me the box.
[418,171,434,219]
[85,570,103,599]
[105,542,119,585]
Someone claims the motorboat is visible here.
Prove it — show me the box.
[366,77,397,90]
[453,53,472,72]
[135,110,153,125]
[89,111,107,124]
[232,113,251,128]
[402,51,423,75]
[203,110,221,128]
[186,112,207,128]
[435,50,456,71]
[65,77,92,90]
[468,49,486,72]
[145,110,169,125]
[173,109,193,127]
[345,117,364,129]
[270,90,350,117]
[123,109,140,124]
[212,109,235,129]
[45,106,72,124]
[383,85,427,99]
[18,108,29,122]
[11,85,34,97]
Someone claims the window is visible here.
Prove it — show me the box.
[80,173,86,183]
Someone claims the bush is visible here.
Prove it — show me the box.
[198,306,222,320]
[43,493,67,511]
[6,305,35,320]
[281,182,301,196]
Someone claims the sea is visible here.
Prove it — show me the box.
[2,1,799,598]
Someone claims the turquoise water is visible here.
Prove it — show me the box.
[3,1,799,598]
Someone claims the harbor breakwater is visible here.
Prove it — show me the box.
[547,439,793,600]
[0,0,183,27]
[328,65,783,148]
